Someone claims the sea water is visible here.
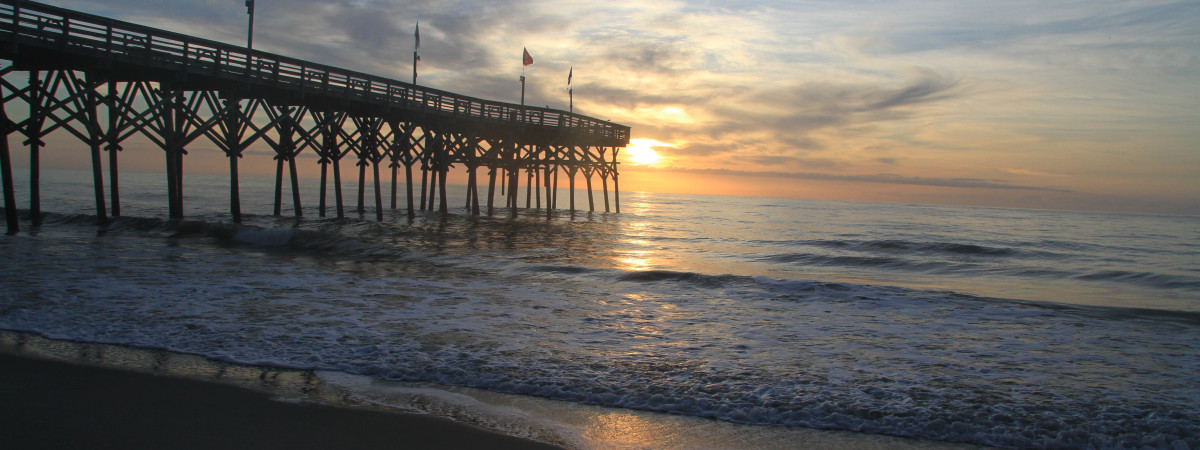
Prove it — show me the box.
[1,169,1197,449]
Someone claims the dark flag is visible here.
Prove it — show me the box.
[413,22,421,84]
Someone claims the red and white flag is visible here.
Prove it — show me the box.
[523,47,533,66]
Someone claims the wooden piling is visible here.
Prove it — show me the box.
[601,173,610,213]
[26,72,42,226]
[162,89,184,220]
[419,164,428,211]
[486,166,497,216]
[356,159,367,217]
[105,81,121,218]
[544,165,551,218]
[585,168,595,212]
[405,163,415,219]
[83,74,107,225]
[229,149,242,223]
[390,161,398,210]
[612,147,620,213]
[317,157,328,218]
[372,160,383,222]
[508,164,520,219]
[552,164,559,211]
[547,164,555,213]
[1,117,17,234]
[289,152,302,217]
[427,168,437,212]
[465,167,476,212]
[273,154,285,216]
[567,167,576,213]
[438,168,448,214]
[333,156,345,219]
[526,169,533,209]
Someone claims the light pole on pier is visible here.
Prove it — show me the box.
[245,0,255,49]
[413,22,420,85]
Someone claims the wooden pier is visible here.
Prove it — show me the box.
[0,0,629,234]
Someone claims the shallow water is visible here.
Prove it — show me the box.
[1,169,1198,448]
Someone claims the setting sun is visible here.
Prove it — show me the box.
[625,139,669,165]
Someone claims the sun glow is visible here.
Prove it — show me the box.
[625,139,670,166]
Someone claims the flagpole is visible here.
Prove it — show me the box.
[520,47,532,107]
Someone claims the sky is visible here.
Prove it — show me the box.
[29,0,1200,214]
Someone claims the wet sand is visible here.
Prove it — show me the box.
[0,353,561,449]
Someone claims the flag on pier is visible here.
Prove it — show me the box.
[568,66,573,85]
[413,22,421,84]
[523,47,534,66]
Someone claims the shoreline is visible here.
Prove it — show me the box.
[0,331,563,449]
[0,330,989,450]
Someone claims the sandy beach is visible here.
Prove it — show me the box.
[0,352,562,449]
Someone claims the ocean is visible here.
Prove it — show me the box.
[1,168,1198,449]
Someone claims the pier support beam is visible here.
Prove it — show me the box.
[611,146,621,213]
[601,171,610,213]
[435,133,449,214]
[393,123,417,219]
[266,106,303,217]
[25,72,43,226]
[350,116,385,221]
[158,89,189,220]
[507,144,520,218]
[217,96,245,223]
[227,123,242,223]
[80,73,107,225]
[1,96,17,234]
[311,111,346,219]
[583,167,595,212]
[419,161,428,211]
[566,158,578,213]
[486,166,497,216]
[1,130,15,234]
[104,81,123,218]
[372,156,383,222]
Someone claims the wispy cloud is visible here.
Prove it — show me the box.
[1000,168,1067,177]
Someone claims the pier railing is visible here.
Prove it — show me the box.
[0,0,628,146]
